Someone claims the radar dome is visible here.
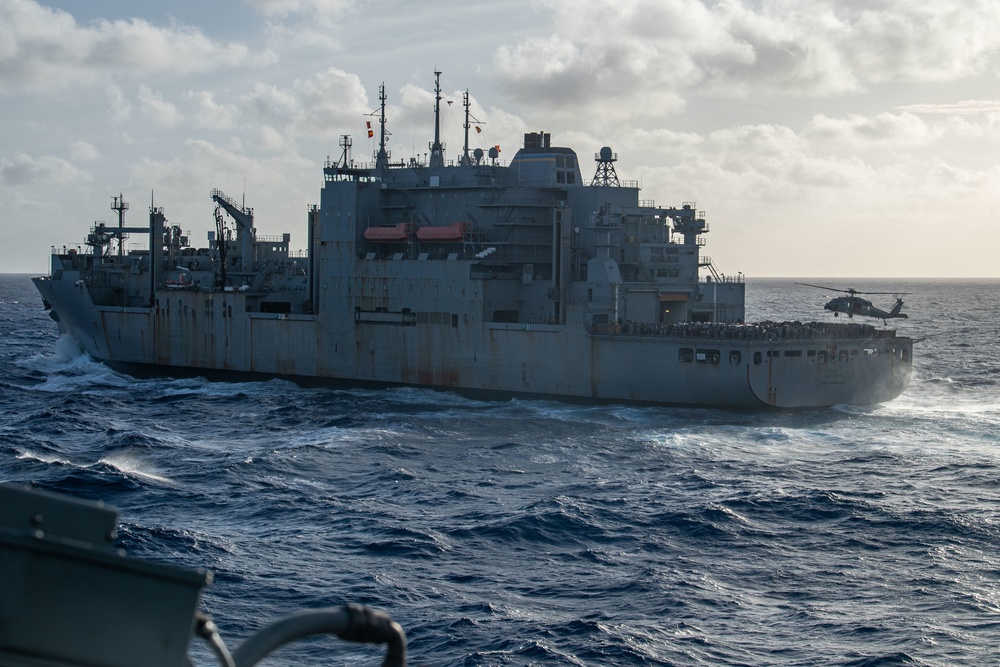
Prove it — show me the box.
[599,146,613,161]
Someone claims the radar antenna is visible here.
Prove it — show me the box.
[591,147,621,187]
[338,135,353,168]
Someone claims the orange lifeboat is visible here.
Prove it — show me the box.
[363,222,413,243]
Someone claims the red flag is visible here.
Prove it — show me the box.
[475,126,481,134]
[366,121,373,138]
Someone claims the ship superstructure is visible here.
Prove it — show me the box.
[33,74,912,408]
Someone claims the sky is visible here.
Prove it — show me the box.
[2,0,1000,278]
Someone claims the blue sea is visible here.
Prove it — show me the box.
[2,273,998,666]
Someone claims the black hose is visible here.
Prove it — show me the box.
[194,612,236,667]
[231,604,406,667]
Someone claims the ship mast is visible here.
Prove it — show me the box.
[461,90,471,166]
[375,82,389,169]
[111,193,129,258]
[429,71,444,168]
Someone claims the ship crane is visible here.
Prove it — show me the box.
[210,189,255,274]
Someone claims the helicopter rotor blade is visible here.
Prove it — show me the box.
[795,282,910,296]
[794,282,850,293]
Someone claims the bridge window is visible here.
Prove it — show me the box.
[729,351,741,365]
[754,352,762,365]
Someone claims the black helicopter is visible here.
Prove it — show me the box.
[796,283,909,324]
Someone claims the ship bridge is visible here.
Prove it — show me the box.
[508,132,583,187]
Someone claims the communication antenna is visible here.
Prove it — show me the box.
[460,90,484,166]
[429,71,444,168]
[339,135,353,168]
[375,82,391,168]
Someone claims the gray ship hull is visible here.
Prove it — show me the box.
[34,273,912,409]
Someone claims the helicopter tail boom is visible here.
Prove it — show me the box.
[888,298,908,319]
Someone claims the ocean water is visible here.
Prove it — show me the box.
[1,273,998,666]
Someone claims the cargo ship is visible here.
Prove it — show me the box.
[33,73,912,408]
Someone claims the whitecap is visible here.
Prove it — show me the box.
[16,449,73,466]
[98,452,174,485]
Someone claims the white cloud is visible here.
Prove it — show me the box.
[0,153,92,186]
[138,86,183,127]
[898,100,1000,115]
[804,112,935,150]
[107,83,133,125]
[244,0,356,51]
[490,0,1000,116]
[243,0,354,18]
[240,68,370,141]
[0,0,252,94]
[70,141,100,161]
[186,91,240,131]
